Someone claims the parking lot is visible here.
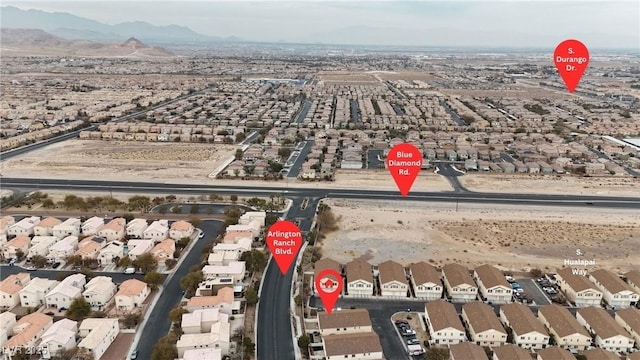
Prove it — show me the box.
[516,278,551,305]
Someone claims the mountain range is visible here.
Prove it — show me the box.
[0,6,239,44]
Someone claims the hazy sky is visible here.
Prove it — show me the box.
[3,1,640,48]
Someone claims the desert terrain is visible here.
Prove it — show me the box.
[460,173,640,196]
[321,199,640,273]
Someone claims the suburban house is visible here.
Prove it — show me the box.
[615,308,640,350]
[151,238,176,265]
[583,348,624,360]
[377,260,409,297]
[2,236,30,260]
[222,231,253,244]
[170,220,195,240]
[345,260,374,297]
[449,342,489,360]
[98,241,125,265]
[8,216,40,236]
[2,313,52,356]
[181,309,229,335]
[45,274,86,311]
[179,349,222,360]
[492,344,533,360]
[83,276,116,310]
[473,264,512,304]
[322,332,383,360]
[74,237,104,260]
[226,221,260,238]
[589,269,640,309]
[500,303,550,350]
[81,216,104,236]
[408,261,442,300]
[186,287,238,315]
[313,258,342,294]
[97,217,126,242]
[536,346,575,360]
[424,299,467,345]
[576,306,635,353]
[127,239,155,260]
[126,218,149,238]
[176,321,230,357]
[538,304,591,351]
[442,263,478,302]
[0,216,15,244]
[0,273,30,310]
[144,220,170,242]
[47,235,79,261]
[318,308,372,336]
[33,217,62,236]
[625,270,640,295]
[20,278,58,308]
[202,261,246,285]
[462,301,508,347]
[77,318,119,360]
[115,279,150,313]
[52,218,81,238]
[208,238,252,266]
[0,311,16,348]
[556,267,603,307]
[39,318,78,357]
[27,236,57,259]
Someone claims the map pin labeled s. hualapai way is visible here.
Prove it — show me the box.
[266,220,303,275]
[554,39,589,93]
[386,143,422,197]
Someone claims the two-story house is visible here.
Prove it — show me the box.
[318,308,372,336]
[345,260,374,297]
[408,262,442,300]
[83,276,116,310]
[52,218,81,238]
[20,278,58,308]
[424,299,467,346]
[442,263,478,302]
[576,306,635,353]
[589,269,639,309]
[556,267,603,307]
[500,303,549,350]
[378,260,409,297]
[538,304,591,351]
[462,301,508,347]
[474,264,512,304]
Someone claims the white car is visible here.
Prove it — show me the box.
[123,267,136,274]
[198,231,204,239]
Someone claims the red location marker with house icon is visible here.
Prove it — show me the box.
[315,269,343,314]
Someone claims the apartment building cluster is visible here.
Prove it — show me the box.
[0,274,151,358]
[307,308,383,360]
[0,215,195,269]
[173,212,265,359]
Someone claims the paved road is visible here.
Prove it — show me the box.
[435,163,468,192]
[367,149,384,169]
[286,140,314,178]
[0,87,215,161]
[517,278,551,306]
[295,100,312,124]
[440,100,467,126]
[134,220,222,358]
[3,177,640,209]
[0,265,152,283]
[257,196,319,360]
[350,99,361,124]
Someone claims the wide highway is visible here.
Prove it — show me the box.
[2,177,640,209]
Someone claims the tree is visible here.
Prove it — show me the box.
[15,249,25,260]
[144,271,164,290]
[425,347,450,360]
[123,313,141,328]
[30,255,47,268]
[242,337,255,359]
[66,255,83,266]
[245,288,259,305]
[151,334,178,360]
[165,259,177,269]
[297,334,310,350]
[235,149,244,160]
[118,256,132,267]
[133,253,158,273]
[67,297,91,320]
[179,271,203,293]
[241,250,268,273]
[169,306,189,324]
[122,213,135,223]
[52,347,77,360]
[190,204,200,214]
[42,198,56,208]
[230,194,238,203]
[530,268,544,278]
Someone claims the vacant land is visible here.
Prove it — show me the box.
[460,173,640,196]
[1,139,236,182]
[321,199,640,273]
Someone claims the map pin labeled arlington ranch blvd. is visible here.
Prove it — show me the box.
[386,143,423,197]
[554,39,589,93]
[266,220,303,275]
[314,269,343,315]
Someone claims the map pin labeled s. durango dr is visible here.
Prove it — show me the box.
[554,39,589,93]
[266,220,303,275]
[386,143,422,197]
[315,269,343,315]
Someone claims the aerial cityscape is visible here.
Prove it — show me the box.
[0,1,639,360]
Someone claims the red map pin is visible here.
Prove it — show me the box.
[386,143,422,197]
[266,220,303,275]
[554,39,589,93]
[315,269,343,315]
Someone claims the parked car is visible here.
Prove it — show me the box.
[407,338,420,345]
[130,350,139,359]
[123,267,136,274]
[52,262,61,269]
[505,276,516,283]
[26,266,36,271]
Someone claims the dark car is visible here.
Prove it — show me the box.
[52,262,61,269]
